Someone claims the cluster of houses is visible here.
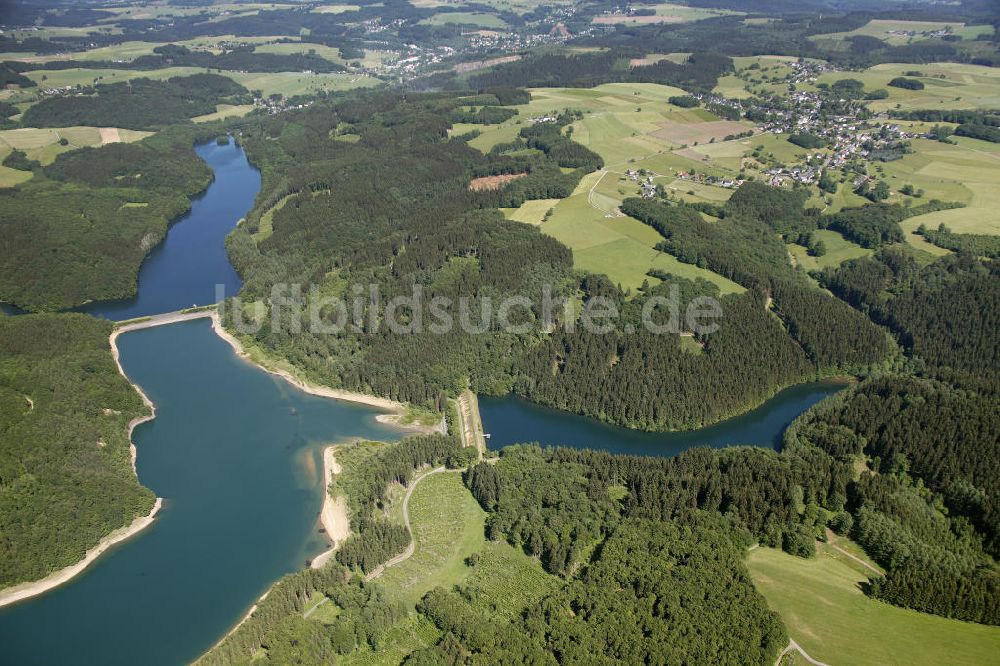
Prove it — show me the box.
[672,170,741,190]
[738,62,917,185]
[885,27,955,39]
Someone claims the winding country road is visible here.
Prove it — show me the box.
[364,466,452,581]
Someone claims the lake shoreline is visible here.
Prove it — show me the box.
[0,499,163,609]
[0,322,171,610]
[310,445,350,570]
[0,307,430,612]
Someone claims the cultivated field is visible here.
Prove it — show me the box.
[0,125,151,176]
[22,66,379,99]
[192,104,255,123]
[748,542,1000,665]
[504,170,743,294]
[420,11,509,28]
[878,137,1000,243]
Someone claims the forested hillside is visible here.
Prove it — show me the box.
[21,74,250,130]
[0,314,154,586]
[0,128,213,311]
[220,88,895,432]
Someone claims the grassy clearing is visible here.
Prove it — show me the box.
[0,166,33,188]
[254,193,295,243]
[460,541,563,620]
[748,542,1000,665]
[376,472,486,608]
[224,71,380,97]
[788,230,872,271]
[192,104,255,123]
[810,19,993,48]
[312,4,362,13]
[500,198,559,225]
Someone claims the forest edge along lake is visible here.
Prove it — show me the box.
[78,136,259,321]
[0,318,407,666]
[0,132,849,665]
[479,380,847,458]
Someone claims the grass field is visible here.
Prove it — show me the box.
[420,11,509,28]
[0,126,151,170]
[592,2,740,25]
[810,19,994,50]
[788,229,872,271]
[0,166,33,188]
[749,542,1000,665]
[814,62,1000,111]
[874,137,1000,245]
[25,66,206,89]
[376,472,486,608]
[224,71,380,97]
[500,198,559,224]
[465,83,748,293]
[505,170,743,294]
[23,66,379,98]
[192,104,255,123]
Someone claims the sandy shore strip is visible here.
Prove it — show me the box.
[311,446,351,569]
[207,312,410,414]
[0,498,163,608]
[0,323,171,609]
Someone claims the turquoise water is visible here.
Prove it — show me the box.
[480,381,844,457]
[79,137,259,321]
[0,320,400,665]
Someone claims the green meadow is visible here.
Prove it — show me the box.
[0,126,151,185]
[376,472,486,608]
[748,542,1000,666]
[810,19,994,49]
[788,229,872,272]
[504,170,743,294]
[24,66,379,98]
[815,62,1000,111]
[420,11,509,28]
[464,83,752,292]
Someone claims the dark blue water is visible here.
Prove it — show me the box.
[0,319,401,666]
[480,381,844,457]
[79,137,259,320]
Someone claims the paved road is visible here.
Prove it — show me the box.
[112,308,215,332]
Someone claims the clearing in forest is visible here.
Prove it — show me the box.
[748,541,1000,666]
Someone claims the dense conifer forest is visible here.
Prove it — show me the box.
[0,314,154,586]
[0,128,214,311]
[0,0,997,655]
[21,74,250,130]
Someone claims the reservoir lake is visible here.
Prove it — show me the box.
[1,135,844,664]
